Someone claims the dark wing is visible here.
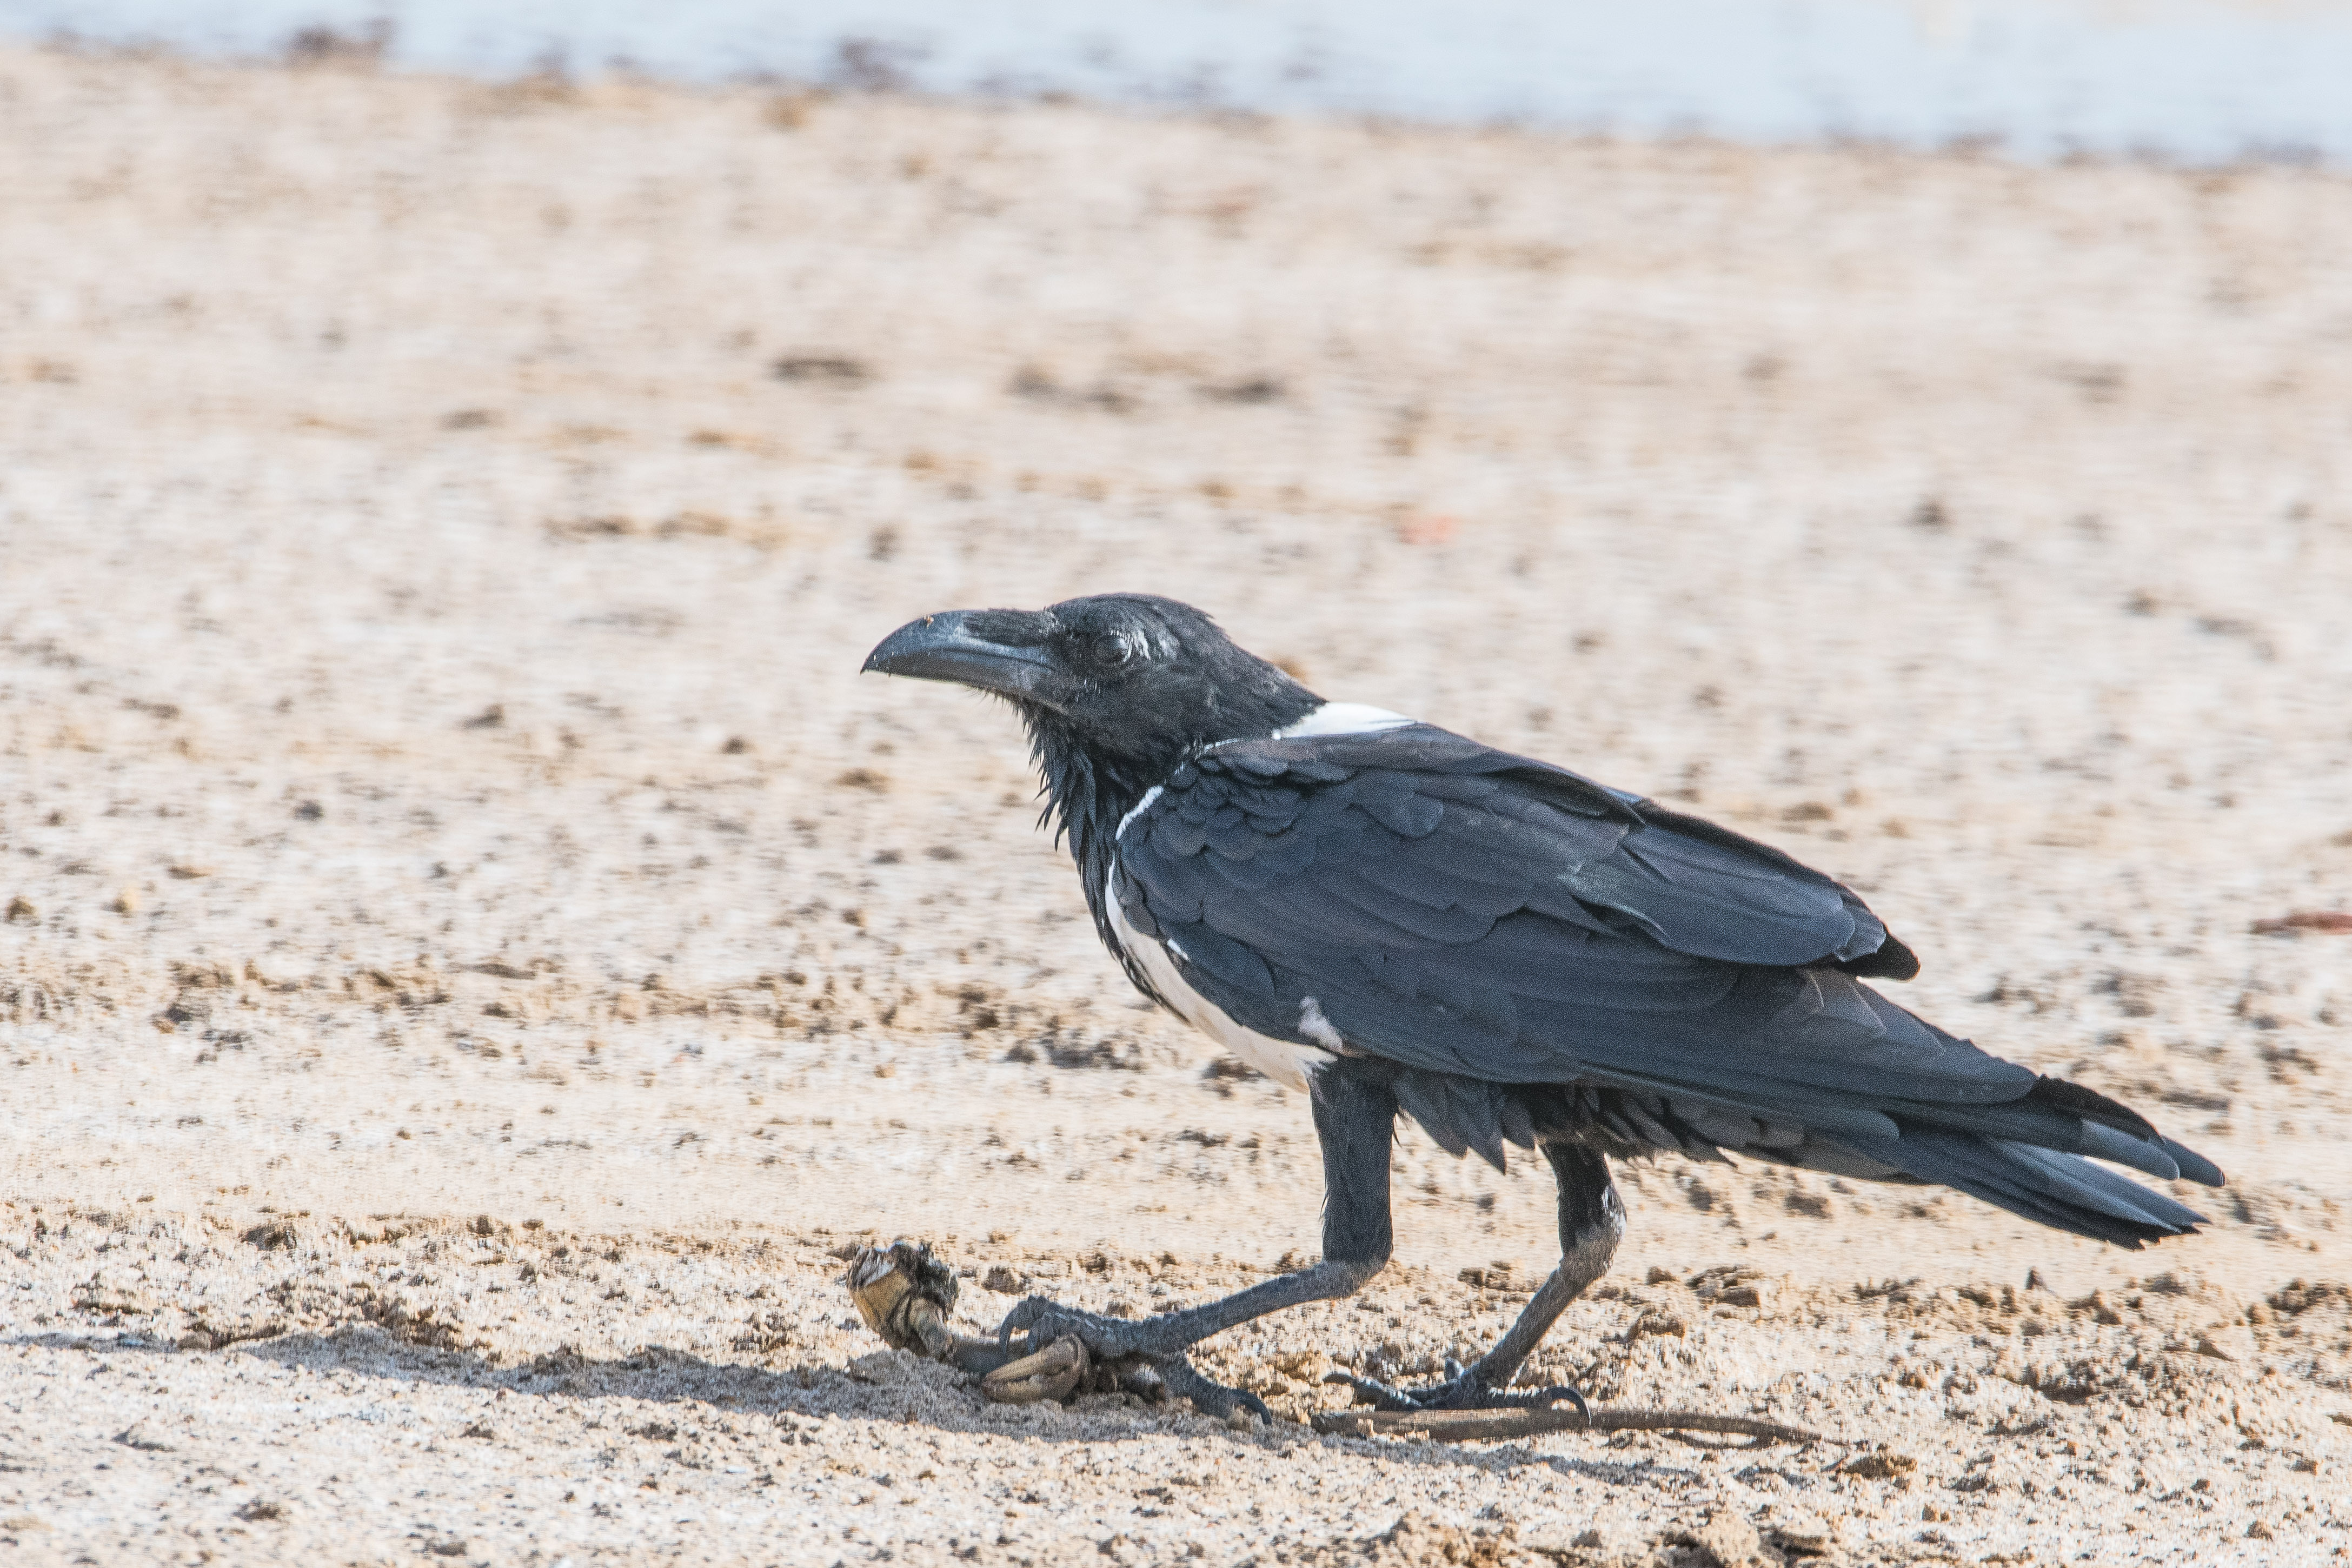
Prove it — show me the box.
[1113,725,2219,1245]
[1587,796,1921,981]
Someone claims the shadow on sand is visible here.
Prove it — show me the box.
[14,1321,1707,1489]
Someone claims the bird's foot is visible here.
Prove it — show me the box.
[996,1296,1167,1360]
[1327,1359,1590,1420]
[1156,1353,1273,1427]
[994,1298,1269,1425]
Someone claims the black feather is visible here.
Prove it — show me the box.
[1103,722,2223,1242]
[868,592,2223,1259]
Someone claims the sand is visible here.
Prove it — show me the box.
[1,41,2350,1567]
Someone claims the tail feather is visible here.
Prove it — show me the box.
[2023,1074,2162,1141]
[1399,1054,2226,1253]
[1886,1075,2225,1191]
[1996,1140,2209,1230]
[2161,1137,2227,1188]
[1862,1130,2209,1248]
[2075,1119,2185,1182]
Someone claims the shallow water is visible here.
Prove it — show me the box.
[7,0,2352,163]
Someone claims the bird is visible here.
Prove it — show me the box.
[862,592,2222,1423]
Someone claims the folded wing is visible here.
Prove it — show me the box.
[1113,725,2219,1245]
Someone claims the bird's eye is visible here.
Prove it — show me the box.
[1094,633,1135,667]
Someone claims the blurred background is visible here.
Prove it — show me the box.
[2,4,2350,1559]
[10,0,2352,161]
[2,0,2347,1236]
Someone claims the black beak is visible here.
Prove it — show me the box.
[862,610,1061,705]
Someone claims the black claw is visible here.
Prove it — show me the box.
[1495,1379,1590,1415]
[996,1294,1053,1346]
[1326,1372,1428,1413]
[997,1296,1128,1357]
[1158,1354,1271,1425]
[1529,1381,1591,1423]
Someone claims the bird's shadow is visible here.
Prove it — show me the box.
[30,1322,1709,1486]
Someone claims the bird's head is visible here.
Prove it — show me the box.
[862,594,1319,774]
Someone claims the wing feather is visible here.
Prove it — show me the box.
[1110,723,2219,1225]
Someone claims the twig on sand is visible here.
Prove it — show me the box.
[1309,1406,1821,1446]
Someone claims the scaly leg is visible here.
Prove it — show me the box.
[995,1057,1400,1421]
[1332,1139,1623,1414]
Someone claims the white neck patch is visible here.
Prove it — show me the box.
[1271,702,1414,739]
[1115,783,1165,841]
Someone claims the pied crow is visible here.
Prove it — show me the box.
[864,593,2223,1422]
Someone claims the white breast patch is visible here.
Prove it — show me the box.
[1105,873,1333,1093]
[1100,710,1405,1090]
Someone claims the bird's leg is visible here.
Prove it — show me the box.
[1333,1140,1622,1415]
[994,1059,1399,1421]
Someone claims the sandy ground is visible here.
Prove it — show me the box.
[3,42,2352,1567]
